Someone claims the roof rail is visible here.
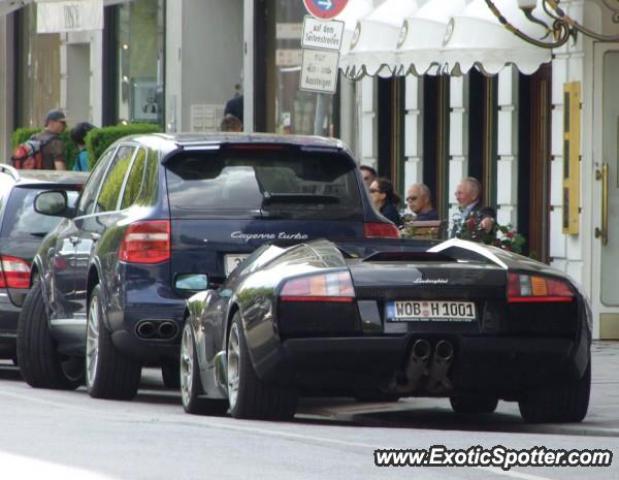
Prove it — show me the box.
[0,164,20,181]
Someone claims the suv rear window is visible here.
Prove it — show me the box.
[0,186,79,239]
[165,148,363,220]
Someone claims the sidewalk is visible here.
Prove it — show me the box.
[300,341,619,436]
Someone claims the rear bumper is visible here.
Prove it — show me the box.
[254,333,589,397]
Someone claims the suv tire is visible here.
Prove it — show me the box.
[518,362,590,423]
[227,312,297,420]
[17,279,81,390]
[180,322,228,415]
[86,285,142,400]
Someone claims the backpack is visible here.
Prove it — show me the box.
[11,135,50,170]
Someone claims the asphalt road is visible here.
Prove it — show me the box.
[0,342,617,480]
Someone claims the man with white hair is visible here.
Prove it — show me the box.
[450,177,495,239]
[406,183,438,221]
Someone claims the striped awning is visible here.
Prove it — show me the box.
[340,0,552,78]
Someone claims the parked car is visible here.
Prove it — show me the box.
[0,165,86,363]
[17,133,399,399]
[179,238,591,423]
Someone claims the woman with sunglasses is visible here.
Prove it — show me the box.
[369,177,403,227]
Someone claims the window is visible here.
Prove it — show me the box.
[96,146,135,213]
[76,148,116,216]
[0,187,80,239]
[120,147,160,209]
[165,149,362,220]
[114,0,165,125]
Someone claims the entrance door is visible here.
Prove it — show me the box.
[592,45,619,339]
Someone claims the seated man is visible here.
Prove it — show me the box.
[406,183,439,221]
[450,177,496,239]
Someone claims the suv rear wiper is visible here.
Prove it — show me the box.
[261,192,339,205]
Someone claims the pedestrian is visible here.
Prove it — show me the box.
[405,183,439,221]
[31,109,67,170]
[70,122,95,171]
[369,177,402,226]
[450,177,496,239]
[224,84,243,124]
[220,114,242,132]
[359,165,377,188]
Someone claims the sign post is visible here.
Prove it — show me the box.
[300,0,349,134]
[303,0,348,20]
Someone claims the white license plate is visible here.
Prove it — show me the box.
[389,300,476,322]
[224,254,249,275]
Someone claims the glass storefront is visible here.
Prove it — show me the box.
[15,5,61,128]
[114,0,165,126]
[262,0,337,136]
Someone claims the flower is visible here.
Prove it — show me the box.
[452,210,526,254]
[494,223,526,254]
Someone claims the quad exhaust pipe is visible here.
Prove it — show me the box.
[394,338,455,393]
[136,320,179,340]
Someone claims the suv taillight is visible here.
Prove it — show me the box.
[0,256,31,289]
[119,220,170,264]
[364,222,400,239]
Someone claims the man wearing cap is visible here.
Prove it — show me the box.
[32,109,67,170]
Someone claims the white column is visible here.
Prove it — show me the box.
[496,66,519,228]
[358,76,377,169]
[448,75,468,218]
[549,0,585,285]
[403,75,423,187]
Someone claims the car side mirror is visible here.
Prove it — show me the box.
[175,273,208,293]
[34,190,72,217]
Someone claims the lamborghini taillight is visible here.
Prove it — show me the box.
[279,271,355,303]
[507,273,575,303]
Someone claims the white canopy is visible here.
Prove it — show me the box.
[396,0,466,76]
[339,0,421,79]
[340,0,552,78]
[441,0,551,75]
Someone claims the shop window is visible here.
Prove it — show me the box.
[518,65,551,261]
[468,70,498,208]
[257,0,339,135]
[110,0,165,126]
[423,76,450,217]
[15,5,61,128]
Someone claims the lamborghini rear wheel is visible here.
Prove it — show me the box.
[518,362,590,423]
[227,312,297,420]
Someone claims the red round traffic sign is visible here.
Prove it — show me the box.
[303,0,348,20]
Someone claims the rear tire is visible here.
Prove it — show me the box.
[450,394,498,414]
[16,279,81,390]
[86,285,141,400]
[180,322,228,415]
[519,362,591,423]
[227,312,297,420]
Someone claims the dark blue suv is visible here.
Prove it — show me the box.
[17,133,399,399]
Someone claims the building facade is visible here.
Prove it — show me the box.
[1,0,618,339]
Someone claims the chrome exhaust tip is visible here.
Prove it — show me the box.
[411,338,431,361]
[158,321,178,339]
[435,339,454,361]
[136,321,156,338]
